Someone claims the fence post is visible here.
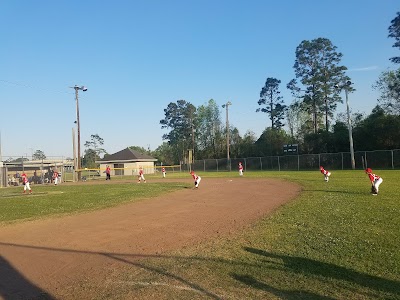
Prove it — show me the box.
[204,160,206,172]
[216,159,218,172]
[392,150,394,170]
[365,151,367,169]
[341,152,344,170]
[318,154,320,168]
[278,156,280,171]
[260,157,262,171]
[297,155,300,171]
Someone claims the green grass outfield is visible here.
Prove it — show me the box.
[1,170,399,299]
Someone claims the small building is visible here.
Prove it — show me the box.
[96,147,157,177]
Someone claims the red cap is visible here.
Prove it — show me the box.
[319,166,323,170]
[365,168,372,173]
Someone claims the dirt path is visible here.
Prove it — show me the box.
[0,178,300,299]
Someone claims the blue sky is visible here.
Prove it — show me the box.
[0,0,399,158]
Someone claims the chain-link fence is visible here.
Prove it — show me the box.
[191,149,400,172]
[1,157,72,187]
[2,150,399,187]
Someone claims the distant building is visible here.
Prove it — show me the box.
[96,147,157,177]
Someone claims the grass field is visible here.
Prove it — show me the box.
[1,170,399,299]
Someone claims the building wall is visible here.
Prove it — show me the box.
[99,162,155,177]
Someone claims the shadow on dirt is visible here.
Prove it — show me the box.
[0,255,54,299]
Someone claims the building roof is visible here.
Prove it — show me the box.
[96,147,157,163]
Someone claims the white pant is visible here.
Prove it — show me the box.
[374,178,383,192]
[24,182,31,191]
[239,170,243,176]
[138,174,146,182]
[163,172,166,178]
[54,177,59,185]
[324,172,331,181]
[195,176,201,187]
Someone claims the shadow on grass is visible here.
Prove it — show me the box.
[2,241,398,299]
[232,274,335,300]
[243,247,400,298]
[302,188,366,195]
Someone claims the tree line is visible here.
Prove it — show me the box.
[153,11,400,165]
[13,12,400,167]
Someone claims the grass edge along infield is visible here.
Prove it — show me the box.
[0,181,190,224]
[95,170,400,300]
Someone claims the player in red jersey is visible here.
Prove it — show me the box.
[238,162,244,176]
[138,166,146,183]
[53,170,59,185]
[162,167,166,178]
[365,168,383,195]
[105,165,111,180]
[319,166,331,182]
[21,172,32,194]
[190,170,201,188]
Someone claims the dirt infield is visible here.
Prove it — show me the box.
[0,178,300,299]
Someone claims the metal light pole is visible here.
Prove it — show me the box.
[222,101,232,162]
[335,81,355,170]
[71,85,87,181]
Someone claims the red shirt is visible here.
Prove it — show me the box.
[239,164,243,170]
[368,173,380,182]
[53,172,59,178]
[162,167,165,172]
[106,167,110,174]
[191,173,199,181]
[22,173,29,184]
[320,168,329,175]
[139,169,144,175]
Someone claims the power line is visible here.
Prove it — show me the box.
[0,79,72,95]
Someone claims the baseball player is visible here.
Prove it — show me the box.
[53,170,59,185]
[21,172,32,194]
[162,167,166,178]
[138,166,146,183]
[105,165,111,180]
[365,168,383,195]
[319,166,331,182]
[238,162,244,176]
[190,170,201,188]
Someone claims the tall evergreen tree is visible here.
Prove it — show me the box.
[373,68,400,114]
[389,12,400,64]
[196,99,224,159]
[257,77,286,129]
[291,38,351,132]
[160,100,197,163]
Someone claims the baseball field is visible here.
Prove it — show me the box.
[0,170,399,299]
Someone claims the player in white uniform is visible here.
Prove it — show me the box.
[238,162,244,176]
[319,166,331,182]
[190,171,201,188]
[138,167,146,183]
[21,172,32,194]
